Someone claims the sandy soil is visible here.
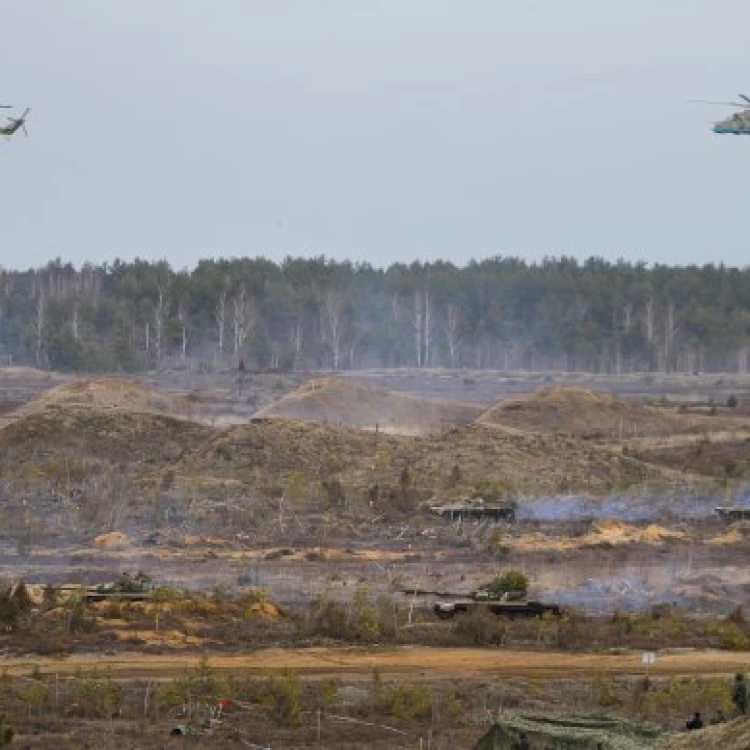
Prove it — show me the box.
[257,376,482,434]
[8,647,750,682]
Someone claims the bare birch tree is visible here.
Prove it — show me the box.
[423,289,433,367]
[645,298,656,343]
[410,290,434,368]
[231,285,256,356]
[215,287,227,357]
[320,289,349,370]
[663,301,677,373]
[31,287,45,367]
[154,283,169,362]
[291,321,304,370]
[412,291,423,368]
[442,303,462,368]
[70,304,80,341]
[177,300,188,361]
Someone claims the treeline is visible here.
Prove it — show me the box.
[2,255,750,373]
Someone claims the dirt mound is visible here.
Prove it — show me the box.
[513,521,684,553]
[658,717,750,749]
[245,601,281,620]
[258,376,481,434]
[18,378,180,416]
[181,416,670,501]
[477,386,683,439]
[185,417,406,485]
[94,532,129,547]
[630,436,750,479]
[0,405,214,471]
[589,520,684,545]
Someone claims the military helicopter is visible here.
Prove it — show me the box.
[691,94,750,135]
[0,107,30,138]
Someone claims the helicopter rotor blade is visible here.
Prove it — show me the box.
[740,95,750,105]
[688,99,748,107]
[21,122,27,137]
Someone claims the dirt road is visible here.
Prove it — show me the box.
[6,647,750,682]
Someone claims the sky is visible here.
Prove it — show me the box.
[0,0,748,270]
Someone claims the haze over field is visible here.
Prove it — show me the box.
[1,1,749,268]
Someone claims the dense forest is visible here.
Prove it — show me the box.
[2,256,750,374]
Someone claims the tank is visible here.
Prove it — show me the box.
[715,506,750,522]
[432,590,561,620]
[84,572,154,601]
[402,586,561,619]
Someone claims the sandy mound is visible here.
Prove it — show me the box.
[186,416,406,482]
[513,521,684,552]
[181,416,670,500]
[18,378,179,416]
[589,520,683,545]
[245,601,281,620]
[94,532,129,547]
[0,404,214,470]
[257,376,481,434]
[478,386,683,439]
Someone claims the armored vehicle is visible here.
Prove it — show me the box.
[402,586,561,620]
[83,572,154,601]
[432,590,561,620]
[715,506,750,523]
[429,498,517,522]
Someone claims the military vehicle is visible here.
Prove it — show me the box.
[432,590,561,620]
[429,498,517,522]
[715,506,750,523]
[61,572,154,602]
[403,587,561,619]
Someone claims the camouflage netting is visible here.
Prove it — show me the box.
[473,713,667,750]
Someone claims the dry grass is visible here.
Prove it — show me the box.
[629,435,750,479]
[257,375,481,434]
[478,386,696,439]
[0,403,213,470]
[16,377,182,415]
[179,416,673,500]
[510,520,686,553]
[658,717,750,749]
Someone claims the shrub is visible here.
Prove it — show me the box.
[453,607,509,647]
[482,570,529,597]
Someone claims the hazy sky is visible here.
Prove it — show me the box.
[1,1,748,270]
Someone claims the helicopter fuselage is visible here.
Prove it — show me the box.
[713,109,750,135]
[0,122,23,137]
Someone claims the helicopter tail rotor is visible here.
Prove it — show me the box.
[11,109,30,136]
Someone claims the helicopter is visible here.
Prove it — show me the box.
[0,107,30,138]
[691,95,750,135]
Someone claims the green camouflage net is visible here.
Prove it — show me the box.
[473,712,668,750]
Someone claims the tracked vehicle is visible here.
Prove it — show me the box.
[61,572,154,602]
[432,590,561,620]
[429,498,517,522]
[715,506,750,523]
[403,587,561,619]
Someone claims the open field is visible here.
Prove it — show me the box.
[1,368,750,745]
[7,647,750,681]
